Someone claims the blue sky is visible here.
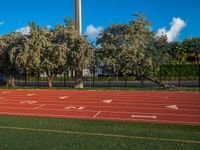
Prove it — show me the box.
[0,0,199,42]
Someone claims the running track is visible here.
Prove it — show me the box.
[0,90,200,125]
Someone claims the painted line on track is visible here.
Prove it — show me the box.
[93,111,102,118]
[1,90,200,126]
[131,115,157,119]
[0,100,200,110]
[94,116,200,126]
[1,91,10,94]
[33,104,46,110]
[0,103,200,116]
[2,99,200,110]
[27,94,36,97]
[2,98,200,106]
[1,111,199,126]
[0,112,96,120]
[1,106,200,119]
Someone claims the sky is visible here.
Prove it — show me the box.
[0,0,199,42]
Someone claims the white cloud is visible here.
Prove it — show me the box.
[0,21,5,25]
[156,17,186,42]
[85,25,103,41]
[47,25,52,29]
[16,25,30,35]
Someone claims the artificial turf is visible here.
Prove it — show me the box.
[0,115,200,150]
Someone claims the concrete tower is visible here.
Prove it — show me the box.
[75,0,82,35]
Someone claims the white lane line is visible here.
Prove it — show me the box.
[20,101,38,104]
[0,112,94,119]
[131,115,157,119]
[1,105,198,117]
[96,116,200,126]
[27,94,36,97]
[166,105,179,110]
[102,100,113,104]
[59,96,69,100]
[33,108,200,117]
[2,100,199,112]
[0,111,200,126]
[33,104,46,110]
[92,111,102,118]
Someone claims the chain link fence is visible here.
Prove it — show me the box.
[13,64,200,89]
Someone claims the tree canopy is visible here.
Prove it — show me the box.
[0,14,199,88]
[97,14,154,79]
[0,18,95,88]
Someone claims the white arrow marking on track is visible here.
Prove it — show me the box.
[65,106,76,110]
[65,106,85,110]
[2,92,9,94]
[131,115,157,119]
[102,100,113,104]
[27,94,36,97]
[166,105,179,110]
[78,107,85,110]
[59,96,69,100]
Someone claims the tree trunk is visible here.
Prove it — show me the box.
[124,75,127,87]
[8,76,15,87]
[47,75,53,88]
[143,76,171,88]
[74,70,83,88]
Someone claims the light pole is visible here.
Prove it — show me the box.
[75,0,82,35]
[74,0,83,88]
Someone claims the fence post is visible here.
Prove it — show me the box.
[92,67,95,87]
[159,65,162,82]
[25,69,27,86]
[64,73,66,87]
[37,70,40,86]
[178,60,181,87]
[124,75,127,88]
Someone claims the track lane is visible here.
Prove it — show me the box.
[0,90,200,125]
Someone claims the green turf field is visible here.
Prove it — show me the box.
[0,115,200,150]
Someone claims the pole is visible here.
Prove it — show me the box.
[75,0,82,35]
[74,0,83,88]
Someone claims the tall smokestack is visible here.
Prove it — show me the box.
[75,0,82,35]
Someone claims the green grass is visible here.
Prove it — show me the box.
[0,86,199,91]
[0,115,200,150]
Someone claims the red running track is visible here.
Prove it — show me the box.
[0,90,200,125]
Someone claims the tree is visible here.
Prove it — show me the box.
[148,35,169,76]
[97,13,154,81]
[0,33,24,87]
[0,36,6,73]
[180,38,200,64]
[64,18,95,88]
[26,23,68,88]
[165,42,181,64]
